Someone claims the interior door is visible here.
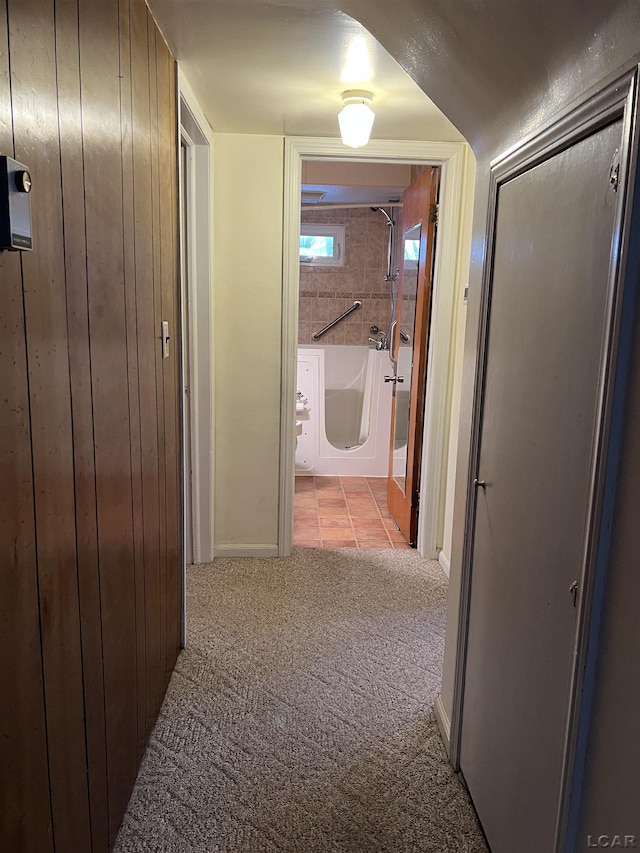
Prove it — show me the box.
[387,166,440,544]
[460,119,623,853]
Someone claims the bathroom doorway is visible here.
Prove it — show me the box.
[293,163,428,549]
[282,137,468,558]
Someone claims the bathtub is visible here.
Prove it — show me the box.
[296,345,393,477]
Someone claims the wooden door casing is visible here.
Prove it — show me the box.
[387,166,440,544]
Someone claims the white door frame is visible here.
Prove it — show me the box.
[279,137,467,557]
[178,70,215,585]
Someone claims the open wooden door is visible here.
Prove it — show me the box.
[387,166,440,544]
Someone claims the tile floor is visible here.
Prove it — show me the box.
[294,476,413,549]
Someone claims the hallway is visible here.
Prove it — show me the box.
[113,549,486,852]
[3,1,638,849]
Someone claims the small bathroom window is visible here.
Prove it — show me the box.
[299,223,345,267]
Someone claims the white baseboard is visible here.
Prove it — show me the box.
[213,545,279,558]
[434,694,452,755]
[438,550,450,578]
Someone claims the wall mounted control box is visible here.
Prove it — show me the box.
[0,155,33,250]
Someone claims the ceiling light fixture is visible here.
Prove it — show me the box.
[338,90,375,148]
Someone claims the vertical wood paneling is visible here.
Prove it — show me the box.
[55,0,110,846]
[156,31,182,680]
[9,0,91,848]
[118,0,147,765]
[0,6,54,850]
[78,0,138,841]
[154,24,169,692]
[130,0,162,740]
[148,12,168,724]
[0,0,181,849]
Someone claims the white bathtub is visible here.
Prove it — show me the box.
[296,345,393,477]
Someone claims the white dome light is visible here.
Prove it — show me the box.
[338,90,375,148]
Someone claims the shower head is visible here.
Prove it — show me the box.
[371,206,394,227]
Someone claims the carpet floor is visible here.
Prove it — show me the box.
[114,547,488,853]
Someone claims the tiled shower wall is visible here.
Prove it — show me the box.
[298,206,401,346]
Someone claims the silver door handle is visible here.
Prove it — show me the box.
[569,580,578,607]
[162,320,170,359]
[473,478,486,489]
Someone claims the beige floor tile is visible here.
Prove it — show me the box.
[318,505,350,517]
[351,517,385,530]
[294,494,317,506]
[388,530,409,544]
[356,530,391,542]
[294,526,321,539]
[348,505,382,518]
[317,496,347,507]
[295,507,318,521]
[319,517,352,528]
[295,477,316,491]
[322,526,356,540]
[315,477,342,489]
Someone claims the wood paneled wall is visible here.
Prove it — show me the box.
[0,0,182,850]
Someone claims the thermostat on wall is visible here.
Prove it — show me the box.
[0,155,33,251]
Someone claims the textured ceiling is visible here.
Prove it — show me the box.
[341,0,640,158]
[147,0,465,142]
[148,0,640,161]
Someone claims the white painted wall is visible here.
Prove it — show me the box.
[179,70,215,567]
[211,132,475,566]
[213,134,284,555]
[434,150,474,737]
[439,154,476,571]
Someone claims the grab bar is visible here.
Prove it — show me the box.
[312,300,362,340]
[389,319,398,371]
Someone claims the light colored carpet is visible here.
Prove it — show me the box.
[114,547,488,853]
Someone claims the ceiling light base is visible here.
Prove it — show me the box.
[338,89,375,148]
